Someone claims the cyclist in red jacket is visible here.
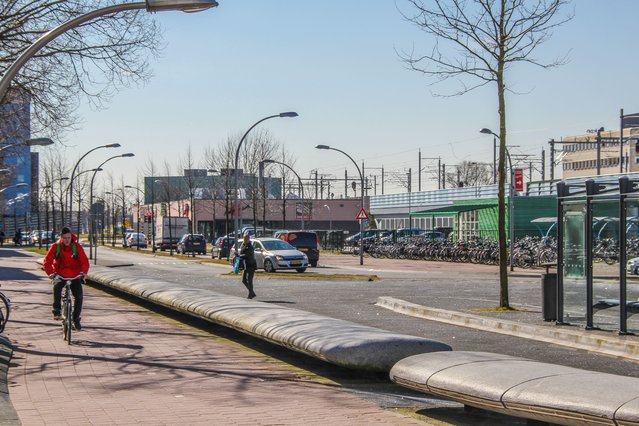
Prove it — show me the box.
[43,227,89,330]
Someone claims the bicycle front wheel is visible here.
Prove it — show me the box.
[0,293,10,333]
[64,301,72,344]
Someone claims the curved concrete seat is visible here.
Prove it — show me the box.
[390,351,639,425]
[88,266,451,372]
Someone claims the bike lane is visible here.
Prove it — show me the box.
[0,249,428,425]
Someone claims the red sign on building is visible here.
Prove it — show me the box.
[514,168,524,192]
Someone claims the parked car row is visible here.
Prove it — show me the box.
[118,228,322,272]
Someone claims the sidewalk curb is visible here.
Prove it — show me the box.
[0,335,20,425]
[376,296,639,361]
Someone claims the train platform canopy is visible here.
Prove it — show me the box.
[410,203,494,217]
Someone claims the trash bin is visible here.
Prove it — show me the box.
[541,273,557,321]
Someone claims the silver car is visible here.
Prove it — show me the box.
[232,237,309,273]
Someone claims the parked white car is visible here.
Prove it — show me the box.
[231,237,309,273]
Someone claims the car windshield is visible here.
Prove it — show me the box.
[286,232,317,245]
[262,240,295,251]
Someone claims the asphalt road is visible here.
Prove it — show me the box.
[92,247,639,378]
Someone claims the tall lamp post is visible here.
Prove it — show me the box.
[323,204,332,231]
[0,182,29,194]
[481,128,514,272]
[89,153,134,263]
[67,143,120,229]
[261,159,305,230]
[66,167,102,234]
[125,185,144,250]
[0,0,218,105]
[233,112,298,249]
[315,144,365,266]
[155,179,173,256]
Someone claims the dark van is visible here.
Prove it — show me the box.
[273,230,320,267]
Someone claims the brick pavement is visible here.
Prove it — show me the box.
[1,250,428,425]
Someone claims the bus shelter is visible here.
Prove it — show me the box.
[556,177,639,334]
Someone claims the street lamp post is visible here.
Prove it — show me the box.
[323,204,332,231]
[232,112,298,249]
[66,168,103,235]
[0,1,218,104]
[315,144,365,266]
[261,159,305,230]
[67,143,120,229]
[89,153,134,263]
[125,185,144,250]
[0,138,54,153]
[481,128,514,272]
[155,179,173,256]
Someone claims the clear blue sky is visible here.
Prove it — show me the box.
[60,0,639,195]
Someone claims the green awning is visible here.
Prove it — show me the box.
[410,203,494,217]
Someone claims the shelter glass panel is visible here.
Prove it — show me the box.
[591,200,620,331]
[626,200,639,334]
[562,203,587,325]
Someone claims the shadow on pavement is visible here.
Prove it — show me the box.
[0,249,33,258]
[0,267,41,281]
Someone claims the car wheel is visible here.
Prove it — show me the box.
[264,259,276,273]
[310,261,318,267]
[296,268,307,273]
[634,267,639,275]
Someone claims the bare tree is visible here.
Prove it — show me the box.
[240,129,280,232]
[204,137,235,238]
[399,0,572,308]
[444,161,492,188]
[1,0,163,139]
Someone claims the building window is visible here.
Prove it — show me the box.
[459,210,479,240]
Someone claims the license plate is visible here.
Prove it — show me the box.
[291,260,301,265]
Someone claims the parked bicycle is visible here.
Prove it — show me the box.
[51,274,84,344]
[0,286,11,333]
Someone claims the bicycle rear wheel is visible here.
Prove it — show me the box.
[0,293,10,333]
[63,299,72,344]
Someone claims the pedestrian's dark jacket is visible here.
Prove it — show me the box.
[239,241,257,270]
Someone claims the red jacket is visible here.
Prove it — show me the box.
[43,234,89,278]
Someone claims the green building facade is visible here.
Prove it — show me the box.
[410,195,557,241]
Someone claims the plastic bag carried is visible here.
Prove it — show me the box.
[233,256,240,274]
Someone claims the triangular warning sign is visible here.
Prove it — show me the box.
[355,208,368,220]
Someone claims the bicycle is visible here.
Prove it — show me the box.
[0,285,11,333]
[52,274,84,345]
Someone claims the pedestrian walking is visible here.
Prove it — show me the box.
[13,229,22,246]
[239,231,257,299]
[0,230,4,246]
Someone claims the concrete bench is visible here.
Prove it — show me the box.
[594,299,639,316]
[390,351,639,425]
[86,266,451,372]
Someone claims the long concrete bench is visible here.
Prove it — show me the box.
[87,266,451,372]
[390,351,639,425]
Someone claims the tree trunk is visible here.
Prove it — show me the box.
[497,2,510,309]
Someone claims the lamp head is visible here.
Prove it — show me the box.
[26,138,54,147]
[146,0,218,13]
[262,159,275,164]
[106,143,121,148]
[125,185,133,189]
[279,112,298,118]
[315,144,330,150]
[479,128,493,135]
[121,153,135,158]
